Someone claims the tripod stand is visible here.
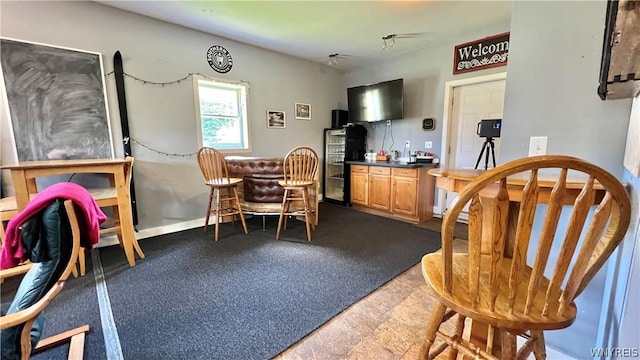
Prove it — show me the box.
[475,137,496,170]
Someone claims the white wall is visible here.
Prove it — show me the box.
[500,1,633,357]
[612,96,640,357]
[500,1,631,173]
[347,0,636,357]
[343,22,510,160]
[0,1,344,229]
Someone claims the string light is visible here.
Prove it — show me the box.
[104,71,251,92]
[102,71,253,158]
[127,137,197,158]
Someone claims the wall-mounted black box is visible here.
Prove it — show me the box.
[331,109,349,128]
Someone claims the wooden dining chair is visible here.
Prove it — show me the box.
[1,198,35,281]
[1,200,89,360]
[197,147,248,241]
[419,155,631,360]
[276,146,319,241]
[0,197,19,247]
[85,156,144,274]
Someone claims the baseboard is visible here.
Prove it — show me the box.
[95,217,207,248]
[96,199,327,249]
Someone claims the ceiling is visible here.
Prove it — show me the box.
[95,1,513,70]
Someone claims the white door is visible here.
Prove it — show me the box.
[445,79,506,213]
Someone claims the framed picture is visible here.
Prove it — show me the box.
[295,103,311,120]
[267,110,286,129]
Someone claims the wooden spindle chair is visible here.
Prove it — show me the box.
[1,200,89,359]
[197,147,248,241]
[276,146,319,241]
[419,155,631,360]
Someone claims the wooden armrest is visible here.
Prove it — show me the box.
[0,262,34,280]
[0,281,64,329]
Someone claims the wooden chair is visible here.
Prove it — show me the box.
[0,200,89,360]
[197,147,248,241]
[419,155,631,360]
[0,197,19,247]
[1,197,77,279]
[85,156,144,275]
[276,146,319,241]
[1,198,34,281]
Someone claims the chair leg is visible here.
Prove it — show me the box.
[214,188,221,241]
[276,189,289,240]
[501,330,517,359]
[302,188,312,241]
[447,313,467,360]
[232,187,248,234]
[111,221,145,260]
[305,185,316,232]
[34,324,89,359]
[204,187,214,232]
[419,301,448,360]
[112,206,124,247]
[486,324,496,355]
[78,248,86,276]
[131,238,145,259]
[531,330,546,360]
[283,193,291,230]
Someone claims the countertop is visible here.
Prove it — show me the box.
[347,160,439,169]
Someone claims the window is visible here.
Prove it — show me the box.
[194,76,249,151]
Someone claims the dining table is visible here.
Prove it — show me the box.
[2,158,143,267]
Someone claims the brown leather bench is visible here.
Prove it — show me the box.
[225,156,318,228]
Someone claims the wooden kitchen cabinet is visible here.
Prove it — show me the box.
[349,164,435,223]
[350,165,369,206]
[391,168,419,217]
[368,166,391,211]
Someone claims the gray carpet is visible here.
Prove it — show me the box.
[5,203,441,359]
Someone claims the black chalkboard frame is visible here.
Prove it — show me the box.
[0,37,114,161]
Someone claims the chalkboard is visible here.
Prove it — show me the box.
[1,38,113,161]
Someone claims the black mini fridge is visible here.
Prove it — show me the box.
[323,124,367,205]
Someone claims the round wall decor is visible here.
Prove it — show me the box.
[206,45,233,73]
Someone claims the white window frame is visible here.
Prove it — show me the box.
[193,75,250,152]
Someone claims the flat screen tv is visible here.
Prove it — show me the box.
[347,78,404,123]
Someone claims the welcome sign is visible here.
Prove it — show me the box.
[453,32,510,75]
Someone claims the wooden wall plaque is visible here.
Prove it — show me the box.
[453,32,510,75]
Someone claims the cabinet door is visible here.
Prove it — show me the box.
[369,174,391,211]
[392,176,418,216]
[350,171,368,206]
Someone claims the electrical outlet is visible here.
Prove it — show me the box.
[386,120,391,126]
[405,140,410,149]
[529,136,548,156]
[425,141,433,149]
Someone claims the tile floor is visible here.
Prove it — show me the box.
[273,262,438,360]
[273,239,571,360]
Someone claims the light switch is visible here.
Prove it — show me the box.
[529,136,548,156]
[425,141,433,149]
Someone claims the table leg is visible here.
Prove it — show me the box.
[114,168,140,266]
